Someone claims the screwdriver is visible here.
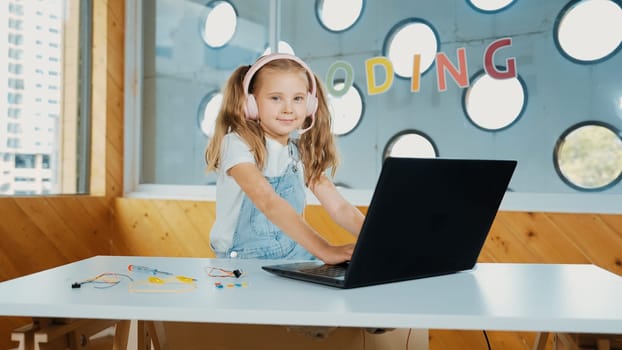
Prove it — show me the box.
[128,264,173,275]
[127,264,197,281]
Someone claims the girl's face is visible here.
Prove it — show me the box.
[254,68,310,144]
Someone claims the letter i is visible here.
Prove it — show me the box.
[411,54,421,92]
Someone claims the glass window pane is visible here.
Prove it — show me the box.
[463,69,526,131]
[200,1,237,48]
[467,0,515,12]
[384,131,438,160]
[555,123,622,190]
[141,0,270,185]
[555,0,622,63]
[328,82,364,136]
[384,18,439,78]
[0,0,89,195]
[131,0,622,207]
[316,0,364,32]
[198,92,223,138]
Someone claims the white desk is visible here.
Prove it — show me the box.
[1,256,622,348]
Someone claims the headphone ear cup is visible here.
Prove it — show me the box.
[306,92,318,116]
[245,94,259,120]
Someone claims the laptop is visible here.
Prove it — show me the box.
[262,157,517,289]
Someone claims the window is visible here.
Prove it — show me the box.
[8,63,23,75]
[8,33,24,45]
[554,0,622,63]
[42,155,51,169]
[198,91,223,138]
[7,108,21,118]
[327,81,364,136]
[383,18,439,78]
[8,48,23,59]
[263,41,295,55]
[7,123,21,134]
[316,0,364,32]
[467,0,516,13]
[15,177,36,182]
[463,68,527,131]
[9,19,23,30]
[8,79,24,89]
[133,0,270,187]
[200,1,237,48]
[15,154,36,169]
[0,0,91,195]
[127,0,622,212]
[7,138,20,149]
[554,122,622,191]
[8,93,23,105]
[383,131,438,160]
[9,4,24,15]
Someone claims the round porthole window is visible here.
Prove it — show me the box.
[554,122,622,191]
[383,18,439,78]
[467,0,516,13]
[263,41,295,55]
[328,81,364,136]
[463,68,527,131]
[197,91,223,138]
[554,0,622,63]
[316,0,364,32]
[200,1,237,48]
[383,130,438,160]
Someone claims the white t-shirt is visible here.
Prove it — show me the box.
[209,133,305,253]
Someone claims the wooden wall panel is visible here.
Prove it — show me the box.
[109,202,622,279]
[0,197,112,349]
[110,199,215,257]
[0,197,112,279]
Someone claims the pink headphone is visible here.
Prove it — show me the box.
[242,53,318,134]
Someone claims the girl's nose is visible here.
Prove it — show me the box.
[282,100,293,113]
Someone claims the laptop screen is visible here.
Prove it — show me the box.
[344,157,516,288]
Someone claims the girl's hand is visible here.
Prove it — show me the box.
[318,243,355,265]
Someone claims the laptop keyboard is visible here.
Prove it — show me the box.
[300,263,348,278]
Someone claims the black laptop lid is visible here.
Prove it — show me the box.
[344,157,516,288]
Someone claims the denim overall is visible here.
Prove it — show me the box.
[224,141,315,260]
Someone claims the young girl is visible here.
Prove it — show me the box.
[205,53,364,265]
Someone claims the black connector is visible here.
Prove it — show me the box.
[233,269,242,278]
[71,282,81,289]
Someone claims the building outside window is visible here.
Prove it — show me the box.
[0,0,90,195]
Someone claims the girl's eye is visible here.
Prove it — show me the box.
[270,96,280,101]
[294,96,304,102]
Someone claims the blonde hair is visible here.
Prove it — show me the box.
[205,58,339,185]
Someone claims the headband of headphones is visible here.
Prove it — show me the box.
[242,53,318,134]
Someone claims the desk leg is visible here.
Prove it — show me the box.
[113,321,131,350]
[112,320,167,350]
[556,333,581,350]
[533,332,549,350]
[136,321,151,350]
[10,323,38,350]
[146,321,167,350]
[33,319,117,350]
[597,338,611,350]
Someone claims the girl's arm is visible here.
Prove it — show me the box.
[228,163,354,264]
[310,175,365,237]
